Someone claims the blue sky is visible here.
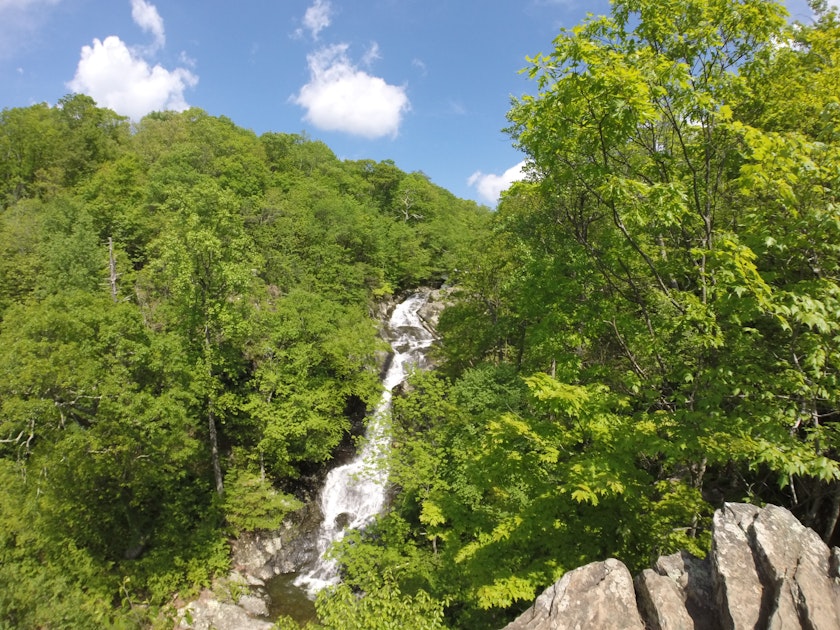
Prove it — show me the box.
[0,0,826,205]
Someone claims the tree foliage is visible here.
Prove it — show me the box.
[324,1,840,628]
[0,96,488,627]
[3,2,837,627]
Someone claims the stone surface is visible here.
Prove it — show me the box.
[636,569,695,630]
[238,594,270,618]
[653,551,716,629]
[502,503,840,630]
[417,287,450,332]
[751,504,840,630]
[503,558,645,630]
[712,503,765,630]
[230,503,321,581]
[178,596,274,630]
[831,547,840,580]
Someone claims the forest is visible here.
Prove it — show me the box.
[1,0,839,628]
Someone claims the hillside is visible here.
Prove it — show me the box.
[2,0,840,628]
[0,98,489,628]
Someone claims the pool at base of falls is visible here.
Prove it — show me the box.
[265,573,317,625]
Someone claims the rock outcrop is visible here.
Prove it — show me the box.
[230,506,320,581]
[177,583,274,630]
[504,558,645,630]
[504,503,840,630]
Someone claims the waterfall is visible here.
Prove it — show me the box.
[294,292,435,596]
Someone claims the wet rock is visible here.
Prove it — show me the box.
[417,287,450,332]
[230,504,321,580]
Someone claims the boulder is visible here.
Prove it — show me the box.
[230,503,321,580]
[417,287,450,332]
[502,503,840,630]
[238,594,270,618]
[711,503,765,630]
[653,551,716,629]
[750,504,840,630]
[178,597,274,630]
[503,558,645,630]
[636,568,696,630]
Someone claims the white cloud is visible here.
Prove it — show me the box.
[303,0,332,39]
[66,0,196,121]
[178,50,196,67]
[292,44,410,139]
[412,58,428,77]
[67,35,197,121]
[361,42,381,67]
[130,0,165,50]
[468,161,527,204]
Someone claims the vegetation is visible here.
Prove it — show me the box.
[319,0,840,628]
[0,95,487,627]
[1,0,839,628]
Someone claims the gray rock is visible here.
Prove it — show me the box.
[636,568,695,630]
[417,287,450,331]
[231,530,285,581]
[178,598,274,630]
[237,594,270,618]
[712,503,765,630]
[831,547,840,580]
[501,503,840,630]
[724,502,762,529]
[229,569,265,589]
[750,504,840,630]
[653,551,717,629]
[229,503,321,580]
[503,558,645,630]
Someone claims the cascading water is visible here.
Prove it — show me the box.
[294,292,435,596]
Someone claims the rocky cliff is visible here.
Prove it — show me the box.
[504,503,840,630]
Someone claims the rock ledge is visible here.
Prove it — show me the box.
[504,503,840,630]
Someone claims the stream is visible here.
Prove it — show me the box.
[292,291,436,596]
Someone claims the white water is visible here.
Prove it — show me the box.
[294,292,435,595]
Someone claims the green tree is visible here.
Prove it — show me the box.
[505,0,839,515]
[0,97,128,207]
[145,178,260,496]
[242,289,382,480]
[0,289,224,617]
[0,103,64,204]
[0,96,493,626]
[0,198,43,313]
[314,574,446,630]
[56,94,129,186]
[340,1,840,627]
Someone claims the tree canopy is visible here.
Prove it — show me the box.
[322,1,840,628]
[2,1,839,628]
[0,97,488,627]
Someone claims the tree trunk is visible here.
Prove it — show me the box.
[208,405,224,497]
[823,481,840,544]
[108,237,118,303]
[204,326,224,497]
